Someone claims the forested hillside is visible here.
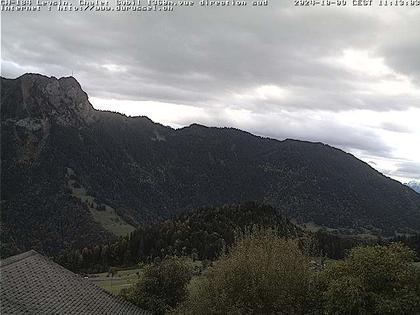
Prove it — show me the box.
[58,203,420,275]
[2,73,420,257]
[56,203,304,273]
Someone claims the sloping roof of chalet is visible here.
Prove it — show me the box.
[0,250,148,315]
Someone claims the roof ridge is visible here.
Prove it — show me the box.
[0,250,40,267]
[1,250,148,314]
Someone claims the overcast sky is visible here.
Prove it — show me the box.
[1,2,419,183]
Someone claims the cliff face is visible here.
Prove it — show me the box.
[1,74,112,257]
[2,74,420,257]
[2,74,95,124]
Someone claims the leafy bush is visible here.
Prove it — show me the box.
[178,229,311,314]
[120,257,191,315]
[312,243,420,315]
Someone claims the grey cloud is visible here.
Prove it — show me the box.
[1,3,419,180]
[378,14,420,83]
[390,162,420,180]
[3,4,418,112]
[167,108,393,158]
[380,122,412,134]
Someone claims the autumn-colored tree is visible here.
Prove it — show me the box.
[178,229,311,314]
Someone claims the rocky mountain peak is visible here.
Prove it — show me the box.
[1,73,96,126]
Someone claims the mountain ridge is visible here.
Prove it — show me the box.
[2,73,420,257]
[406,181,420,194]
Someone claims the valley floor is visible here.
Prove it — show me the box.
[88,268,143,294]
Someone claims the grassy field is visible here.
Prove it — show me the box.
[89,260,205,295]
[89,268,143,295]
[66,167,136,237]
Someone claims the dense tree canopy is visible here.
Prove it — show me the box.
[174,234,420,315]
[311,243,420,315]
[121,257,191,315]
[178,229,311,314]
[56,203,302,273]
[57,202,420,275]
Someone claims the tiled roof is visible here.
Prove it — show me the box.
[0,250,148,315]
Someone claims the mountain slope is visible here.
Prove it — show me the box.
[2,73,420,256]
[407,181,420,193]
[57,202,303,273]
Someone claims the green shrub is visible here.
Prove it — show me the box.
[120,257,191,315]
[314,243,420,315]
[178,229,311,314]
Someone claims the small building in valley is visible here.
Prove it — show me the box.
[0,250,147,314]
